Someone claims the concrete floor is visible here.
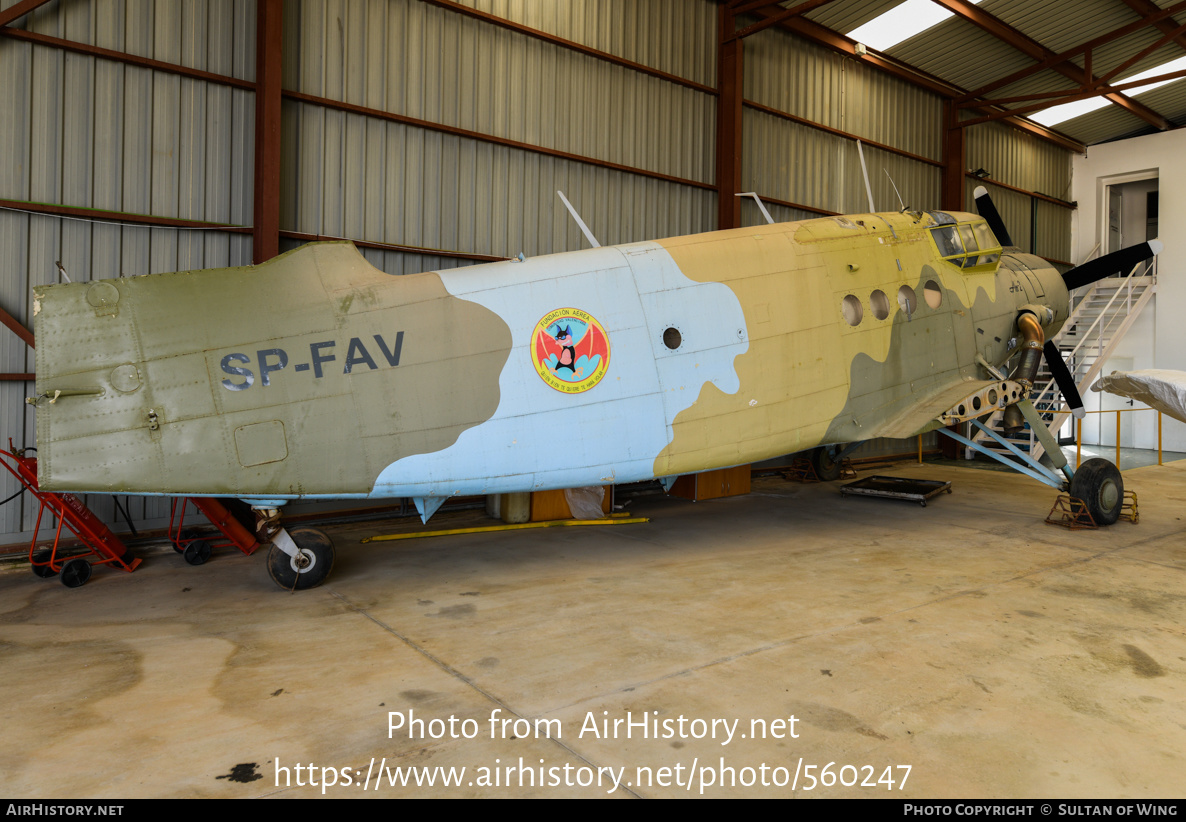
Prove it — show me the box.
[1,458,1184,799]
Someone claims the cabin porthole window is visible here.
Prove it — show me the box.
[663,327,682,350]
[924,280,943,309]
[842,295,864,326]
[898,285,917,315]
[870,290,890,320]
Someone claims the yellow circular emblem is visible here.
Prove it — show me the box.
[531,308,611,394]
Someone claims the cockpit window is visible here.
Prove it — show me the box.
[931,226,962,257]
[926,210,958,226]
[929,219,1001,270]
[972,221,998,251]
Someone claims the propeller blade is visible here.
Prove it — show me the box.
[1043,341,1084,419]
[1062,240,1162,291]
[973,185,1013,247]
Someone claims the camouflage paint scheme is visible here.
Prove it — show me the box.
[32,209,1068,501]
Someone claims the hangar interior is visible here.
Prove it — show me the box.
[2,0,1186,799]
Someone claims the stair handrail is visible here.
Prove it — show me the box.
[968,254,1155,460]
[1002,259,1155,460]
[1049,258,1154,374]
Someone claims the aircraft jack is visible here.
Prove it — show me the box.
[168,497,261,566]
[1,441,140,587]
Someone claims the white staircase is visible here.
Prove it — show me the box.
[969,259,1156,462]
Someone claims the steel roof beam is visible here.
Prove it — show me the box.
[725,0,839,42]
[1120,0,1186,54]
[958,0,1186,103]
[728,0,793,15]
[971,58,1186,110]
[1093,18,1186,86]
[961,65,1186,126]
[743,5,1085,152]
[757,10,962,97]
[931,0,1172,130]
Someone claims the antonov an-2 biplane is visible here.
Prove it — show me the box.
[29,187,1159,589]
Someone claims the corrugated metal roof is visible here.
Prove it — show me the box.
[820,0,1186,145]
[804,0,904,33]
[982,0,1140,55]
[889,16,1035,93]
[1055,104,1149,145]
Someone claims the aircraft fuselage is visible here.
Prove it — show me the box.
[32,209,1068,500]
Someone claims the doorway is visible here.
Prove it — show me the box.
[1106,177,1159,254]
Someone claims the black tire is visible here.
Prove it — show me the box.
[267,526,335,591]
[183,539,213,566]
[1070,458,1124,526]
[31,550,57,578]
[60,558,92,588]
[173,528,201,554]
[811,446,843,482]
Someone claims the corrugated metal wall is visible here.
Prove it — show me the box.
[0,0,256,539]
[744,24,941,220]
[279,0,717,258]
[0,0,1076,545]
[966,120,1074,264]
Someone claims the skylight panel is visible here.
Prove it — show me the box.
[846,0,983,53]
[1032,55,1186,126]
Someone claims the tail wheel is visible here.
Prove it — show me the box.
[1069,458,1124,526]
[811,446,843,482]
[267,526,335,590]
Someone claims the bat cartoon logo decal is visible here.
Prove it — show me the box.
[532,307,610,393]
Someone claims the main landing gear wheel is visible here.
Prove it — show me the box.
[267,526,335,591]
[811,446,843,482]
[60,558,92,588]
[1070,458,1124,526]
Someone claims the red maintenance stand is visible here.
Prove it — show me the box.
[1,441,140,587]
[168,497,260,565]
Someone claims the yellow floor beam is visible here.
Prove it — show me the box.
[362,515,648,543]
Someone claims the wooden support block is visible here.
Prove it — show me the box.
[669,465,751,501]
[529,488,612,522]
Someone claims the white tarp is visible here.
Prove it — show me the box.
[564,486,607,520]
[1090,370,1186,423]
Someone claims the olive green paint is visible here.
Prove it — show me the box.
[34,244,511,496]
